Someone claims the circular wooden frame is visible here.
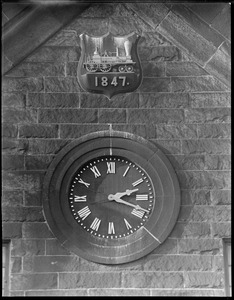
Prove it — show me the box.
[42,131,181,264]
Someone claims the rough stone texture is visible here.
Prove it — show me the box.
[2,2,231,297]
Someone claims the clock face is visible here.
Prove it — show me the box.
[68,156,154,239]
[43,133,181,264]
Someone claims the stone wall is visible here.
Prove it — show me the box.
[2,2,231,296]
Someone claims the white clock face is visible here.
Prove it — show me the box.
[68,156,155,239]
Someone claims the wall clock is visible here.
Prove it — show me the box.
[43,131,181,264]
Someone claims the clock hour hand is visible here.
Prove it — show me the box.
[114,188,139,198]
[108,194,149,213]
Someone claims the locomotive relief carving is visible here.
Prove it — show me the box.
[77,32,142,99]
[84,40,135,73]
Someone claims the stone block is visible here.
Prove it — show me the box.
[2,77,44,92]
[139,46,182,62]
[59,272,122,289]
[11,239,45,257]
[26,139,69,155]
[25,46,80,62]
[180,190,211,205]
[2,171,25,190]
[24,190,42,206]
[11,257,22,273]
[45,30,79,46]
[99,109,127,123]
[80,93,139,108]
[122,272,183,288]
[112,124,156,139]
[151,238,178,255]
[66,62,78,76]
[2,108,37,123]
[189,92,231,107]
[177,170,231,189]
[140,78,171,92]
[169,222,211,238]
[2,206,44,222]
[27,93,45,107]
[2,92,26,108]
[45,77,81,92]
[185,107,231,124]
[215,206,231,222]
[109,17,151,35]
[179,206,215,222]
[171,76,228,93]
[184,272,224,288]
[151,288,224,296]
[197,124,231,139]
[178,238,222,255]
[166,62,208,76]
[171,4,224,47]
[184,3,226,24]
[211,190,231,205]
[157,11,217,66]
[139,31,172,48]
[89,289,150,296]
[2,222,22,238]
[141,61,165,77]
[2,123,18,138]
[60,124,109,138]
[2,155,24,170]
[139,93,189,109]
[205,42,231,88]
[167,154,205,171]
[205,155,231,171]
[25,290,88,296]
[19,124,59,138]
[127,3,169,28]
[25,155,54,171]
[212,223,231,238]
[211,5,230,40]
[23,171,44,191]
[67,18,109,36]
[11,273,58,290]
[44,93,79,108]
[7,62,65,77]
[2,190,23,206]
[46,239,71,255]
[128,109,184,124]
[182,139,231,155]
[23,223,54,238]
[152,140,181,155]
[144,255,213,271]
[156,124,197,139]
[38,108,98,123]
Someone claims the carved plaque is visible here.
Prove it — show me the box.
[77,32,142,99]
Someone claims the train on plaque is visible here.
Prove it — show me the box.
[77,32,142,99]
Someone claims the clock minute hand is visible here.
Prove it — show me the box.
[108,194,149,213]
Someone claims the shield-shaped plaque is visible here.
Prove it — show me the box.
[77,32,142,99]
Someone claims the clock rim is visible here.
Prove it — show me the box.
[42,131,181,264]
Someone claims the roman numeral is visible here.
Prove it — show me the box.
[78,178,90,188]
[107,162,115,174]
[124,218,132,230]
[123,166,130,177]
[136,194,148,201]
[108,222,115,234]
[77,206,91,220]
[131,208,145,218]
[90,166,101,178]
[90,217,101,231]
[74,195,87,202]
[132,178,143,187]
